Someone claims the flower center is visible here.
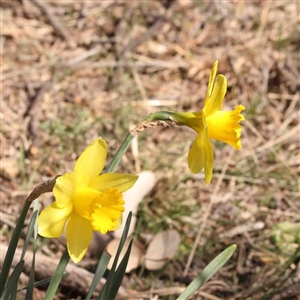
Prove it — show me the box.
[91,188,125,234]
[73,187,125,234]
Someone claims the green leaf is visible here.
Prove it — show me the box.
[17,274,69,292]
[25,200,39,299]
[44,249,70,299]
[97,212,132,300]
[0,260,24,300]
[21,210,38,260]
[0,201,31,296]
[176,244,237,300]
[85,251,111,300]
[107,239,133,300]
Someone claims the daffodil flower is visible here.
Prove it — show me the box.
[171,61,245,184]
[38,138,138,263]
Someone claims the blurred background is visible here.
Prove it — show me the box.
[1,0,299,299]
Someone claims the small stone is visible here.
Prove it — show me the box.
[0,158,20,180]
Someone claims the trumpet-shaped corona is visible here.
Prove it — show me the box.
[38,138,138,263]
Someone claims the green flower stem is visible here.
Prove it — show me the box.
[107,111,183,174]
[146,110,189,126]
[106,132,135,173]
[145,111,175,122]
[44,248,70,299]
[0,201,31,296]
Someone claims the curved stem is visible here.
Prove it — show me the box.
[145,111,175,122]
[106,132,135,173]
[107,111,181,173]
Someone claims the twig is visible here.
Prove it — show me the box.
[118,16,166,58]
[183,150,234,276]
[24,81,52,156]
[30,0,75,46]
[63,59,189,70]
[0,244,104,297]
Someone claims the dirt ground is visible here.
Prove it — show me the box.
[1,1,300,299]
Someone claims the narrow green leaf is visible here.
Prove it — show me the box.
[0,260,24,300]
[85,251,111,300]
[8,286,17,300]
[0,201,31,296]
[21,210,38,260]
[17,274,69,292]
[107,239,133,300]
[97,212,132,300]
[44,248,70,299]
[25,199,39,299]
[176,244,237,300]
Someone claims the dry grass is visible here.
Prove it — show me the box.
[1,0,299,299]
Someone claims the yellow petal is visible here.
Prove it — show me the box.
[206,61,218,99]
[188,132,214,184]
[66,212,93,263]
[53,172,74,208]
[207,105,245,149]
[89,173,138,193]
[73,138,107,188]
[204,75,227,117]
[38,202,72,238]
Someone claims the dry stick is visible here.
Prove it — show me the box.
[0,244,136,298]
[30,0,75,46]
[24,81,53,155]
[183,150,234,276]
[242,120,297,172]
[130,58,148,102]
[65,46,102,66]
[118,16,165,58]
[72,59,189,69]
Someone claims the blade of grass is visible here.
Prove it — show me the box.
[44,248,70,299]
[0,260,24,300]
[17,274,69,292]
[85,250,111,300]
[0,201,31,296]
[8,287,17,300]
[107,239,133,300]
[21,210,38,260]
[25,199,39,299]
[97,212,132,300]
[176,244,237,300]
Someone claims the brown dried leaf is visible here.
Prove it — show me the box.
[107,238,144,273]
[144,229,180,270]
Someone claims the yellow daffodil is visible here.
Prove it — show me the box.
[38,138,138,263]
[171,61,245,184]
